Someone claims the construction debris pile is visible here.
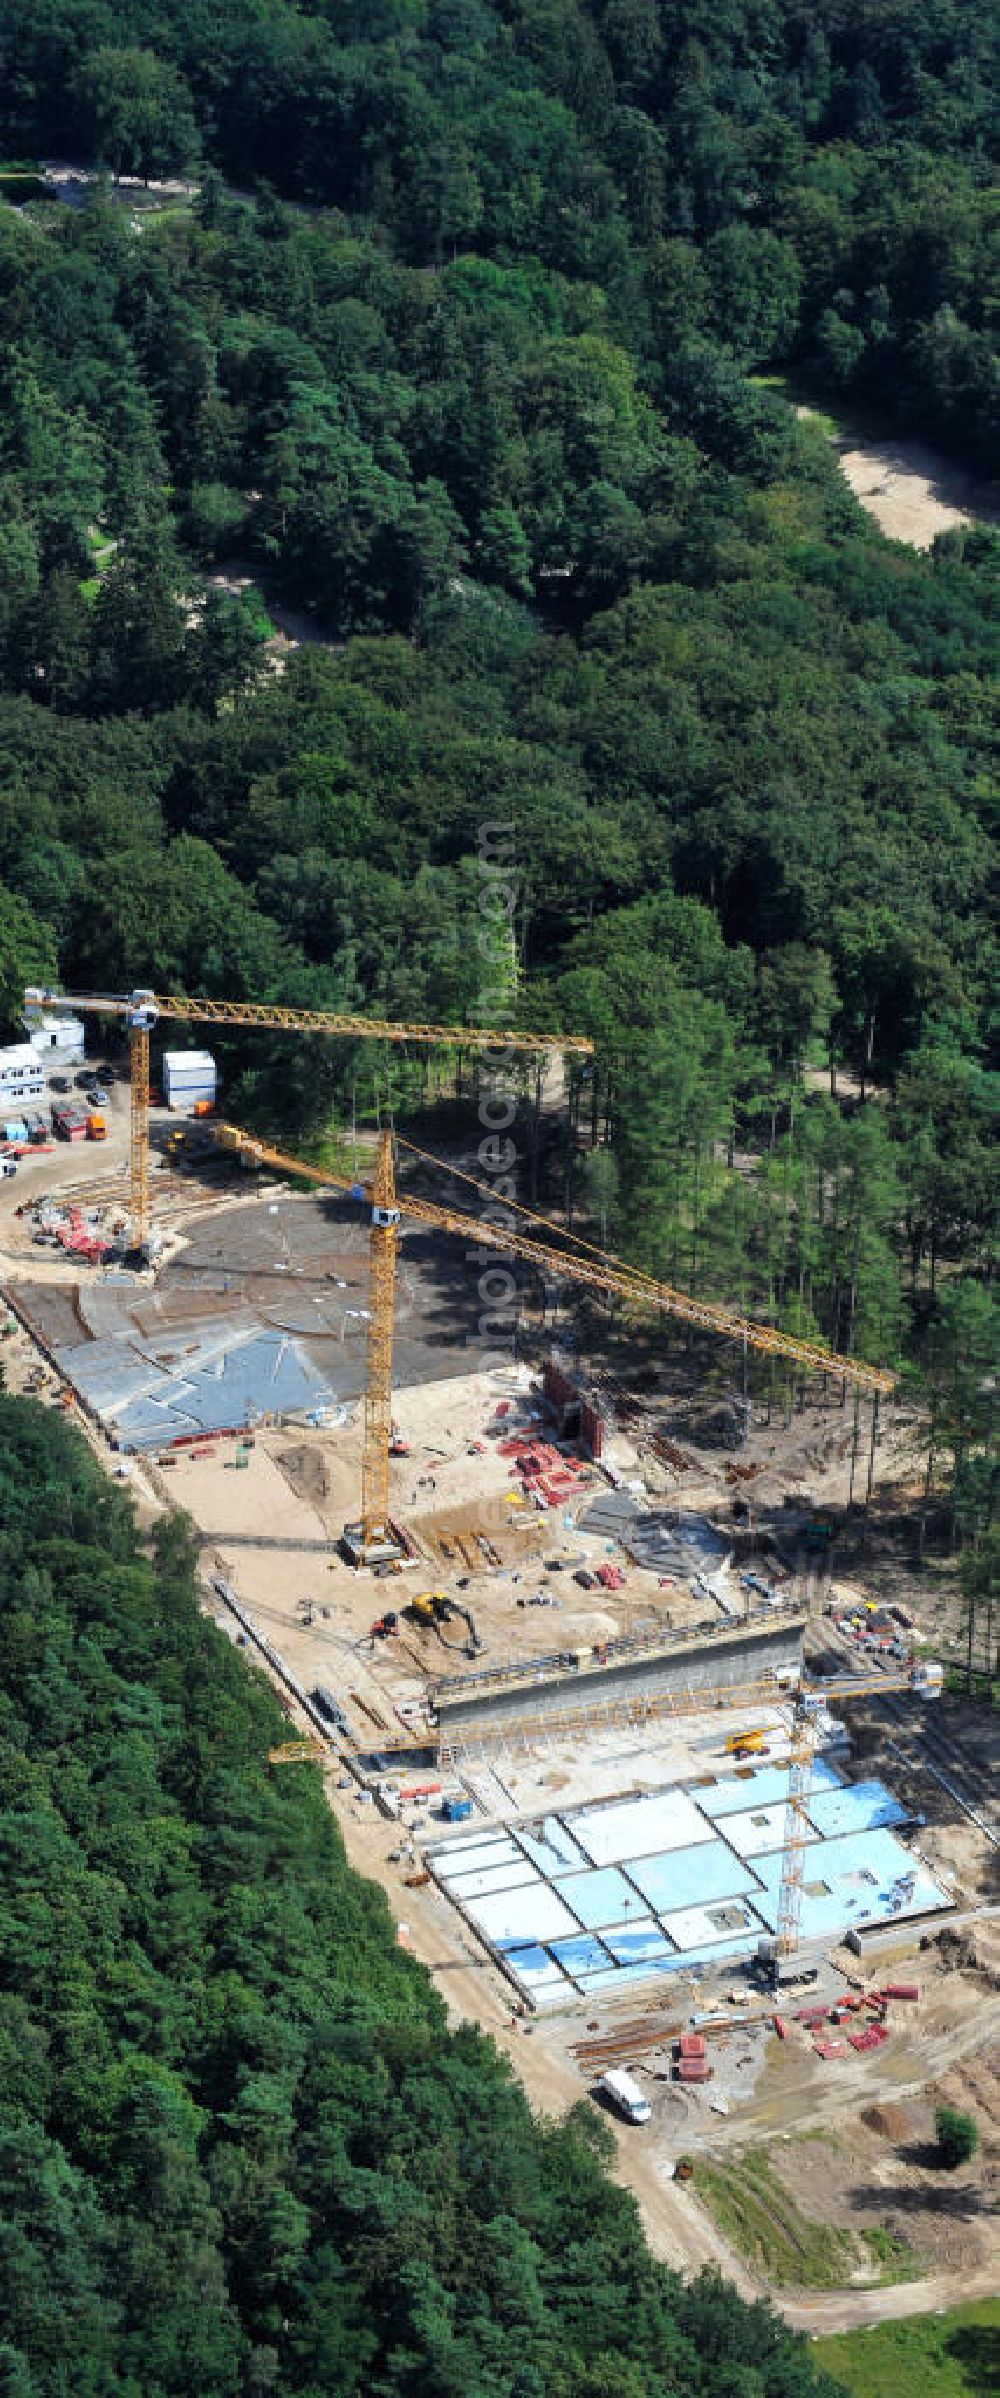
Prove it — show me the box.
[28,1198,125,1262]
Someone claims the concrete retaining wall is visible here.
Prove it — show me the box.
[436,1617,805,1736]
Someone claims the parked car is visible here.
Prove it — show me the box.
[86,1086,109,1107]
[573,1568,596,1589]
[50,1074,70,1093]
[74,1070,92,1089]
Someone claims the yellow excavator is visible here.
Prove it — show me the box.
[724,1727,767,1757]
[407,1591,482,1657]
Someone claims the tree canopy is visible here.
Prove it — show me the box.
[0,0,994,1488]
[0,1396,850,2397]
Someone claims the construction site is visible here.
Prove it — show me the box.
[3,982,996,2310]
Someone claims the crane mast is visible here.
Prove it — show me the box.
[212,1121,895,1592]
[353,1128,401,1563]
[776,1714,816,1954]
[127,1009,152,1250]
[25,982,590,1555]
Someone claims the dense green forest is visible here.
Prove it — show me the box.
[0,7,995,2382]
[0,0,995,1533]
[0,1394,850,2396]
[0,0,996,464]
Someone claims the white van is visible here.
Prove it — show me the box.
[595,2069,651,2125]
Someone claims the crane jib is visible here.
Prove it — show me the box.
[213,1123,895,1398]
[23,988,594,1055]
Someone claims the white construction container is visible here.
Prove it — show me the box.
[0,1044,45,1105]
[26,1013,85,1063]
[162,1049,217,1111]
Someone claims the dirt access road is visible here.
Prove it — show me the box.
[781,2260,1000,2335]
[606,2148,1000,2330]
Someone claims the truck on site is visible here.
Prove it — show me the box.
[87,1112,107,1141]
[51,1103,88,1141]
[311,1686,349,1734]
[594,2070,652,2126]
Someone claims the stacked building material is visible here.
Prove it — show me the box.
[655,1437,697,1472]
[848,2024,890,2051]
[497,1433,591,1507]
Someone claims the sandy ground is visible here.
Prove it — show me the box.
[773,2054,999,2280]
[795,408,1000,549]
[836,439,999,548]
[120,1351,769,1743]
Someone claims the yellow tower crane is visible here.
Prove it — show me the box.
[210,1121,895,1561]
[362,1125,401,1560]
[24,985,592,1256]
[25,985,591,1558]
[213,1123,895,1391]
[776,1701,819,1957]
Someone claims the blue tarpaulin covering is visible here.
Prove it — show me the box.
[432,1763,949,2010]
[57,1318,337,1450]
